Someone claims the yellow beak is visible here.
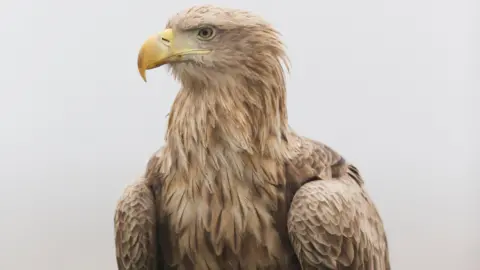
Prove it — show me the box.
[137,29,174,82]
[137,28,211,82]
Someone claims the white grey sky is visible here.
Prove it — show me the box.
[0,0,478,269]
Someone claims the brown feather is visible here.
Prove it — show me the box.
[114,5,390,270]
[114,178,160,270]
[286,137,390,270]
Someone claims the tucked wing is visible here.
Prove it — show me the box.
[286,136,390,270]
[114,179,159,270]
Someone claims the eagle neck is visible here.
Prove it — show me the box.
[163,76,289,173]
[154,77,293,266]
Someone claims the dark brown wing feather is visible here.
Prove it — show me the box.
[114,179,159,270]
[286,135,390,270]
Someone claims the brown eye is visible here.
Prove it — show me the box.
[197,27,215,40]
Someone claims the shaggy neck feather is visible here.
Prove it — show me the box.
[156,72,292,265]
[163,71,289,173]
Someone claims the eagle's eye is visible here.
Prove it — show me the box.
[197,26,215,41]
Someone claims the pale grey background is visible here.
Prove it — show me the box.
[0,0,478,269]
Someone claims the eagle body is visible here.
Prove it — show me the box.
[147,147,293,269]
[115,5,390,270]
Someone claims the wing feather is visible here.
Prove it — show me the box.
[114,179,159,270]
[286,135,390,270]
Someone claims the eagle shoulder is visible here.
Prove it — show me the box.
[114,178,159,270]
[114,148,168,270]
[285,135,390,269]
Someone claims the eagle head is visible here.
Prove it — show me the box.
[137,5,288,86]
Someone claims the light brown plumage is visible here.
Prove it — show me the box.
[114,178,159,270]
[114,5,390,270]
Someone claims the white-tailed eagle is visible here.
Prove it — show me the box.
[114,5,390,270]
